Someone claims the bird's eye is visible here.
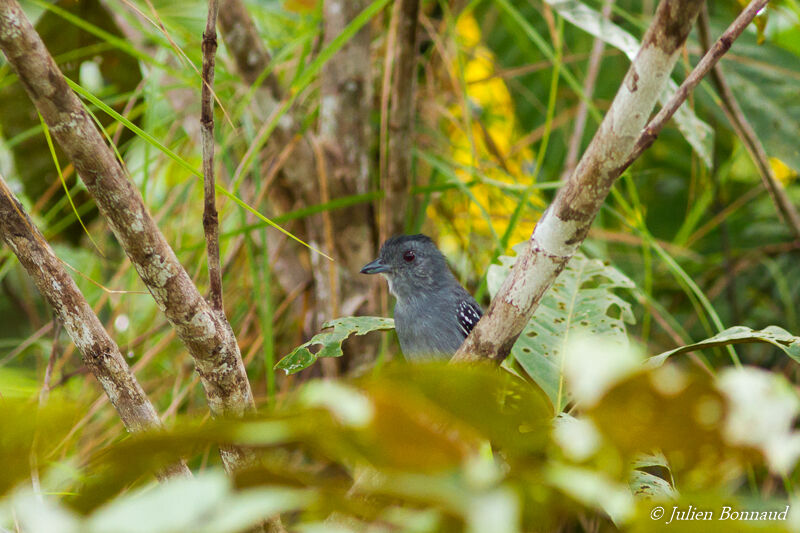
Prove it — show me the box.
[403,250,415,262]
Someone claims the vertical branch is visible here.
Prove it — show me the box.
[384,0,420,237]
[38,318,61,407]
[202,0,223,312]
[319,0,372,189]
[454,0,706,362]
[0,175,190,479]
[696,4,800,239]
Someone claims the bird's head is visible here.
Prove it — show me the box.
[360,234,450,299]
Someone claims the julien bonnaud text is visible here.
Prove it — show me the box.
[650,504,790,524]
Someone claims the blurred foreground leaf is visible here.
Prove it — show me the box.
[364,363,552,456]
[9,471,312,533]
[587,368,744,484]
[3,359,798,532]
[0,400,78,498]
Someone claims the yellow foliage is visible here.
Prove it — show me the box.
[428,13,543,272]
[283,0,316,13]
[770,157,797,185]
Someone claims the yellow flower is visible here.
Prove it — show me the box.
[770,158,797,185]
[429,13,543,271]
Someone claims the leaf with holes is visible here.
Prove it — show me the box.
[630,452,676,500]
[487,244,635,411]
[275,317,395,374]
[646,326,800,368]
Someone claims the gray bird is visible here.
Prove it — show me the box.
[360,234,483,360]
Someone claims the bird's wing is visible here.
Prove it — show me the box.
[457,300,483,337]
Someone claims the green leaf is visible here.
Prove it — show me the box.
[630,452,676,500]
[275,317,395,374]
[629,469,675,500]
[487,244,635,411]
[647,326,800,368]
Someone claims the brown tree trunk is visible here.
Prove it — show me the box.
[315,0,379,370]
[384,0,420,238]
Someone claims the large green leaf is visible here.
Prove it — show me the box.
[488,244,635,411]
[629,452,676,500]
[275,317,395,374]
[647,325,800,368]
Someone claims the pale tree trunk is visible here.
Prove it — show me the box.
[454,0,707,362]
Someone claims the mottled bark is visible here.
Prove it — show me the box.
[0,175,190,480]
[454,0,706,362]
[0,0,253,470]
[384,0,420,237]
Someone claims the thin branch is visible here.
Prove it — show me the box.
[625,0,770,167]
[202,0,223,312]
[38,318,61,407]
[0,321,52,366]
[0,0,254,472]
[454,0,706,362]
[562,0,614,180]
[697,4,800,239]
[310,134,339,378]
[0,174,190,479]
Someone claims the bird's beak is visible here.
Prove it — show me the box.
[360,258,390,274]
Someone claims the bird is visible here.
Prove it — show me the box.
[360,234,483,360]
